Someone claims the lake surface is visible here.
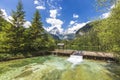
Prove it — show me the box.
[0,56,119,80]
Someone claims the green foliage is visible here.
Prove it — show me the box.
[11,0,25,27]
[29,10,55,51]
[29,10,44,51]
[97,3,120,54]
[96,0,117,11]
[0,20,14,53]
[10,0,26,54]
[0,1,55,61]
[0,54,12,61]
[67,2,120,62]
[66,21,101,51]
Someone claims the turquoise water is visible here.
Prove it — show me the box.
[0,56,119,80]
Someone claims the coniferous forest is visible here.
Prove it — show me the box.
[0,0,55,61]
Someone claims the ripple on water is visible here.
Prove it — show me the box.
[0,56,119,80]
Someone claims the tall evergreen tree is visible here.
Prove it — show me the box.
[31,10,43,39]
[0,9,3,17]
[11,0,25,27]
[0,9,4,30]
[30,10,44,51]
[0,14,14,54]
[11,0,26,54]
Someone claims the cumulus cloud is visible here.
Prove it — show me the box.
[1,9,7,17]
[73,14,79,19]
[33,0,63,33]
[0,9,13,23]
[110,4,115,9]
[34,0,39,5]
[45,9,63,33]
[36,6,46,10]
[34,0,46,10]
[100,5,115,19]
[66,22,89,34]
[46,18,63,27]
[70,20,76,25]
[23,21,31,28]
[34,0,63,10]
[100,12,110,19]
[46,0,62,9]
[50,10,57,18]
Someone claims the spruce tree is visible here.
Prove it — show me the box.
[31,10,43,38]
[11,0,25,27]
[11,0,25,54]
[30,10,44,51]
[0,9,3,17]
[0,9,4,30]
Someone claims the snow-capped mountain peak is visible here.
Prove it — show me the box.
[49,27,61,35]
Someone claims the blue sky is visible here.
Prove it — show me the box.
[0,0,110,33]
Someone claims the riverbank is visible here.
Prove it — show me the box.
[0,51,51,62]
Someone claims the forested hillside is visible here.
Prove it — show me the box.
[66,2,120,61]
[0,1,55,61]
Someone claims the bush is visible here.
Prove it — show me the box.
[0,53,12,61]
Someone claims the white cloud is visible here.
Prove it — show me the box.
[36,6,46,10]
[1,9,7,17]
[66,22,89,34]
[46,18,63,27]
[45,9,63,33]
[73,14,79,19]
[23,21,31,28]
[50,10,57,18]
[100,5,115,19]
[8,16,13,20]
[70,21,76,25]
[46,0,62,9]
[34,0,46,10]
[0,9,13,23]
[101,12,110,19]
[34,0,39,5]
[46,18,63,32]
[110,4,115,9]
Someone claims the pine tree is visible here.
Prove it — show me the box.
[11,0,26,54]
[31,10,43,39]
[0,9,4,31]
[0,18,14,54]
[0,9,3,17]
[30,10,44,51]
[11,0,25,27]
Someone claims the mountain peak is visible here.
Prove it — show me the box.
[49,27,61,35]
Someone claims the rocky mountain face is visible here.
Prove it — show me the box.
[47,22,94,40]
[76,20,100,36]
[47,27,76,40]
[76,23,93,35]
